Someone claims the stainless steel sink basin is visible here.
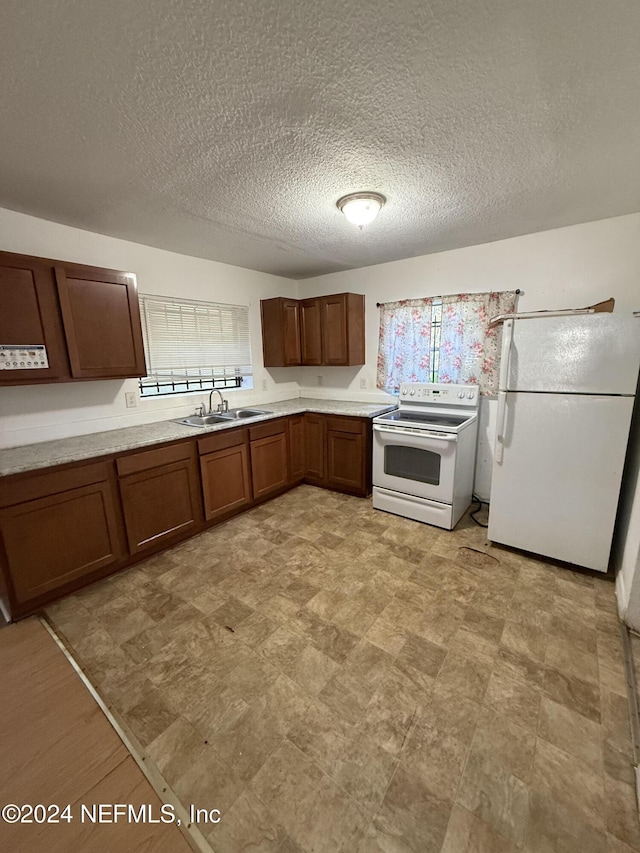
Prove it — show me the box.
[220,408,272,420]
[177,414,231,427]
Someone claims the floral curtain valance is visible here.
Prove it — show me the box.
[377,290,518,395]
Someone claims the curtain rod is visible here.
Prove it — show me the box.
[376,288,521,308]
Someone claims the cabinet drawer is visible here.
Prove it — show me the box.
[249,418,287,442]
[0,461,113,508]
[116,442,194,477]
[326,416,366,435]
[198,428,248,455]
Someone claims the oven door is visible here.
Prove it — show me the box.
[372,424,457,503]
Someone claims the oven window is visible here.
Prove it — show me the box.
[384,445,441,486]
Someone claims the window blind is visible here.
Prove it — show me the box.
[139,294,252,394]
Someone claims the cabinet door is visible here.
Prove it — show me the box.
[201,444,252,521]
[0,252,69,384]
[118,445,202,555]
[260,298,301,367]
[251,433,288,499]
[282,299,302,365]
[326,417,371,496]
[55,264,146,379]
[300,298,323,365]
[321,294,349,365]
[304,414,326,482]
[288,416,305,483]
[321,293,365,366]
[0,465,124,607]
[327,429,366,494]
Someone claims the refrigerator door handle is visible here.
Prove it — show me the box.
[499,319,514,391]
[495,391,507,464]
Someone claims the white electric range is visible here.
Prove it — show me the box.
[372,382,479,530]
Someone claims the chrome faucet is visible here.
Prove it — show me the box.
[208,389,229,413]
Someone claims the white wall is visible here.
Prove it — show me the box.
[0,208,298,447]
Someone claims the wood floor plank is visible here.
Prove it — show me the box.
[0,618,193,853]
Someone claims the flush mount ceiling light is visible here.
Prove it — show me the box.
[336,192,386,229]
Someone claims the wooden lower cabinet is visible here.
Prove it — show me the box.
[117,444,202,555]
[250,420,289,499]
[304,413,326,483]
[199,430,252,521]
[0,462,124,614]
[288,416,305,483]
[326,417,369,495]
[0,412,374,620]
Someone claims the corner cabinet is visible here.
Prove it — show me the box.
[261,292,365,367]
[0,250,146,386]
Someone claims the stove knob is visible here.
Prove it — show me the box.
[467,391,474,399]
[401,389,407,395]
[409,390,415,396]
[458,391,464,399]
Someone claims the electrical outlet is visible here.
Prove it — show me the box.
[359,378,367,389]
[261,379,268,391]
[317,375,324,387]
[125,391,137,408]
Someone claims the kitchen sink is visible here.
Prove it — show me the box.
[177,414,231,427]
[176,408,272,428]
[220,408,273,419]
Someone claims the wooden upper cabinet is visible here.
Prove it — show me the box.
[55,264,146,379]
[260,297,301,367]
[0,250,147,386]
[300,298,323,365]
[321,293,365,366]
[0,252,70,384]
[261,292,365,369]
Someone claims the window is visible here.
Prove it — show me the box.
[376,290,518,395]
[138,294,252,397]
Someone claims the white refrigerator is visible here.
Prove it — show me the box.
[488,313,640,572]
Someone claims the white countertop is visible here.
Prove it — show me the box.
[0,397,397,477]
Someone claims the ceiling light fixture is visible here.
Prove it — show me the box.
[336,192,386,229]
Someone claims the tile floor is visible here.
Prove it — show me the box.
[45,485,639,852]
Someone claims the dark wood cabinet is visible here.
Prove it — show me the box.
[0,250,146,386]
[0,253,70,383]
[250,420,289,499]
[117,444,202,555]
[55,264,146,379]
[260,297,302,367]
[260,291,365,368]
[0,462,125,615]
[198,430,252,521]
[0,411,374,620]
[326,417,369,495]
[300,298,323,365]
[304,413,371,496]
[288,416,305,483]
[321,293,365,366]
[304,414,326,483]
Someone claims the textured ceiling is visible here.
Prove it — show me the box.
[1,0,639,279]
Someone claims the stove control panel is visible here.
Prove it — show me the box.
[399,382,478,406]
